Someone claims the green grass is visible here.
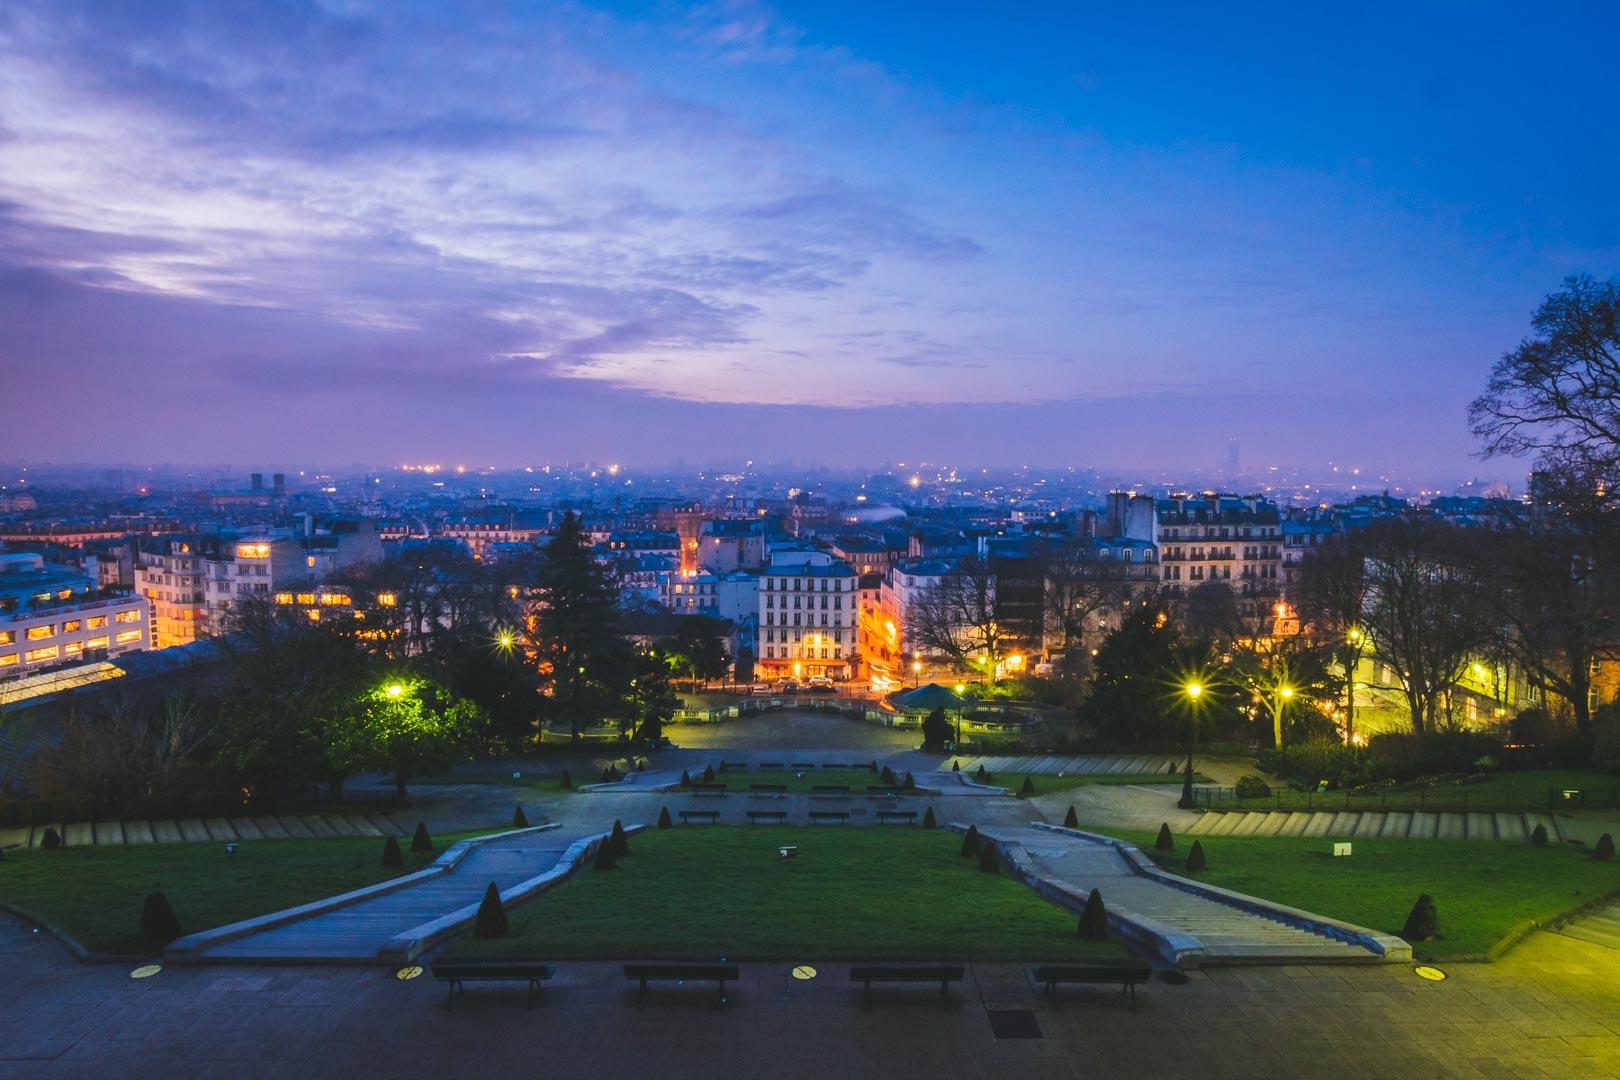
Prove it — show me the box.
[0,831,484,955]
[1009,772,1211,797]
[1222,768,1620,813]
[448,827,1135,962]
[1091,825,1620,960]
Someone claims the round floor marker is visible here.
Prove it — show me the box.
[395,965,424,981]
[791,965,817,981]
[1414,965,1446,982]
[130,964,162,980]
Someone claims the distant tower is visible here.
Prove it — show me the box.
[1225,438,1241,483]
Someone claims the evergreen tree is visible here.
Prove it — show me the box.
[1063,806,1079,828]
[1079,605,1185,745]
[1401,894,1441,941]
[532,512,635,741]
[610,819,630,856]
[1019,776,1035,797]
[1077,889,1109,940]
[473,882,509,938]
[1594,833,1614,861]
[1155,823,1174,851]
[922,806,937,828]
[921,707,953,752]
[140,890,181,946]
[512,804,530,829]
[960,824,981,857]
[657,806,673,829]
[382,836,403,867]
[411,821,433,853]
[1186,840,1206,871]
[978,840,1000,873]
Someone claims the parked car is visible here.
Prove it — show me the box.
[806,677,835,693]
[749,683,774,696]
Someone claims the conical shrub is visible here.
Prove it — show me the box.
[960,823,981,858]
[560,769,573,790]
[473,882,508,938]
[40,827,61,850]
[902,772,916,791]
[922,806,937,829]
[1063,805,1079,828]
[680,769,692,787]
[658,806,673,829]
[701,765,715,783]
[1156,823,1175,851]
[382,836,403,868]
[512,805,530,829]
[600,766,612,782]
[1019,776,1035,797]
[1168,760,1179,775]
[1595,833,1614,862]
[610,819,630,857]
[881,765,896,786]
[1186,840,1206,872]
[975,765,990,782]
[952,761,961,772]
[1401,894,1440,942]
[1077,888,1109,941]
[411,821,433,853]
[978,840,999,873]
[1530,823,1548,847]
[594,840,618,870]
[140,890,181,946]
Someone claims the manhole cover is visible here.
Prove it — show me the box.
[791,965,817,981]
[987,1010,1043,1040]
[130,964,162,980]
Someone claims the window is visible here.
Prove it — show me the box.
[26,625,54,641]
[0,631,11,645]
[25,645,59,663]
[115,609,142,624]
[63,641,83,657]
[0,653,15,667]
[62,620,82,633]
[115,630,142,644]
[88,636,109,649]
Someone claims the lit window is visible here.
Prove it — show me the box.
[24,645,59,663]
[87,636,110,649]
[62,620,82,633]
[296,593,316,605]
[377,592,397,607]
[115,610,142,624]
[115,630,141,644]
[0,631,11,645]
[64,641,83,656]
[235,543,271,559]
[57,589,73,600]
[0,653,16,667]
[306,556,316,568]
[25,625,54,641]
[274,592,294,605]
[87,617,108,630]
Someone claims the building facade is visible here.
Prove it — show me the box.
[0,552,149,678]
[755,550,858,681]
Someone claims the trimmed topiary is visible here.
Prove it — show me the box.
[975,765,990,783]
[560,769,573,790]
[1168,760,1179,776]
[680,769,692,787]
[701,765,715,784]
[1401,894,1440,942]
[1530,823,1548,847]
[1063,805,1079,828]
[382,836,403,868]
[610,819,630,857]
[922,806,937,829]
[952,761,961,772]
[1234,775,1272,800]
[1019,776,1035,797]
[881,766,897,786]
[978,840,999,873]
[140,890,181,946]
[1156,823,1174,851]
[960,824,981,858]
[1186,840,1206,872]
[411,821,433,853]
[657,806,673,829]
[513,805,530,829]
[473,882,508,938]
[870,761,879,773]
[1594,833,1614,862]
[40,827,61,850]
[902,772,916,791]
[594,840,618,870]
[1077,888,1108,941]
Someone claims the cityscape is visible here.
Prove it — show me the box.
[2,4,1619,1079]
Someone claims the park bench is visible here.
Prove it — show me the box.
[809,810,849,825]
[759,762,785,770]
[876,810,917,824]
[720,761,748,772]
[430,960,553,1009]
[747,810,788,824]
[790,762,815,769]
[848,964,963,998]
[812,785,850,795]
[820,762,847,769]
[679,809,721,824]
[624,962,740,1002]
[1030,964,1152,1009]
[690,782,727,793]
[749,783,788,793]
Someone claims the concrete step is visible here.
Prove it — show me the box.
[1251,813,1289,837]
[229,818,265,840]
[1379,811,1412,838]
[1300,813,1335,838]
[1201,813,1245,836]
[1351,812,1386,838]
[1495,813,1528,842]
[1277,813,1311,837]
[1436,813,1465,839]
[1409,812,1439,838]
[1465,812,1496,840]
[1230,813,1270,836]
[92,822,125,845]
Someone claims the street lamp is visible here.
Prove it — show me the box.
[1178,680,1204,809]
[912,658,921,687]
[385,683,404,699]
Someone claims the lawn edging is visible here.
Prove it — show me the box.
[945,821,1202,970]
[1033,823,1413,963]
[1480,883,1620,962]
[381,823,647,963]
[164,824,558,961]
[0,898,113,963]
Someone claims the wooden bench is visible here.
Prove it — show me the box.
[690,782,727,793]
[679,809,721,824]
[747,810,788,824]
[749,783,788,793]
[809,810,849,825]
[848,964,963,998]
[625,962,740,1002]
[876,809,917,824]
[1030,964,1152,1009]
[720,761,748,772]
[812,785,850,795]
[790,762,815,770]
[759,762,785,770]
[430,960,553,1008]
[820,762,847,769]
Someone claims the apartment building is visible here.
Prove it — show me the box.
[755,550,858,681]
[0,552,149,678]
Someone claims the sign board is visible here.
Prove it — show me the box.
[1332,842,1352,857]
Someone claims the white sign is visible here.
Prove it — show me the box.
[1333,842,1352,857]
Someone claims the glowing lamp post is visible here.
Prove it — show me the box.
[1178,680,1204,810]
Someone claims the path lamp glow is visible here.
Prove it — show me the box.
[385,683,404,699]
[1267,684,1294,753]
[1178,681,1204,810]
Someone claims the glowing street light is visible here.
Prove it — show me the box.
[385,683,404,699]
[1184,681,1203,699]
[496,630,516,650]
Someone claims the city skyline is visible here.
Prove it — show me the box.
[3,2,1618,473]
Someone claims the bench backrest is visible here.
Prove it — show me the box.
[848,965,964,980]
[624,963,740,979]
[1031,964,1151,980]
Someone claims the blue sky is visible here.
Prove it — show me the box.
[1,1,1615,476]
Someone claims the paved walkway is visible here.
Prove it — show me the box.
[1558,898,1620,952]
[953,754,1183,777]
[1186,808,1574,843]
[0,812,407,850]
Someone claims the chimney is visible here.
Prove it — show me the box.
[272,473,286,494]
[251,473,264,491]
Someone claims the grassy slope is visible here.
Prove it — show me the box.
[1093,825,1620,960]
[1237,768,1620,812]
[1,831,482,955]
[450,827,1133,962]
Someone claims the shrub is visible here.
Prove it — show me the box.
[960,824,981,858]
[140,890,181,946]
[382,836,403,868]
[922,806,937,828]
[1234,775,1272,800]
[512,805,530,829]
[1077,888,1108,940]
[411,822,433,853]
[902,772,916,791]
[921,707,953,752]
[1063,805,1079,828]
[1019,776,1035,797]
[881,766,897,786]
[975,765,990,783]
[473,882,508,938]
[610,819,630,857]
[1168,760,1179,775]
[1401,894,1440,942]
[701,765,715,784]
[593,840,618,870]
[40,827,61,850]
[952,761,961,772]
[1594,833,1614,862]
[1186,840,1206,872]
[978,841,999,873]
[679,770,691,787]
[657,806,672,829]
[560,769,573,790]
[1530,823,1549,847]
[1155,823,1174,851]
[636,759,646,772]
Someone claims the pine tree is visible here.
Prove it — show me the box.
[1063,805,1079,828]
[1077,888,1108,940]
[473,882,509,938]
[922,806,937,829]
[960,824,981,857]
[952,760,961,772]
[594,840,618,870]
[533,511,635,741]
[610,819,630,856]
[1593,833,1614,862]
[1019,776,1035,797]
[140,890,181,945]
[382,836,403,867]
[512,805,530,829]
[657,806,673,829]
[1186,840,1206,871]
[411,821,433,853]
[1401,894,1440,941]
[1155,823,1174,851]
[978,840,999,873]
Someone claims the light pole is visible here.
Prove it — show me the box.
[1178,680,1204,810]
[912,657,922,687]
[1267,683,1293,752]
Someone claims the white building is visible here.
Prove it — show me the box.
[0,552,149,679]
[756,550,857,681]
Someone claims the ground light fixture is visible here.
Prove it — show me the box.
[791,965,817,980]
[1414,966,1447,982]
[395,966,424,981]
[130,965,161,979]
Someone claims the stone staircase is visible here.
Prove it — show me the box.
[0,812,409,850]
[1557,900,1620,952]
[952,754,1182,777]
[1185,809,1565,842]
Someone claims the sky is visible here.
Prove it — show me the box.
[2,1,1617,477]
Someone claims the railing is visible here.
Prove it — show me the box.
[1195,783,1620,814]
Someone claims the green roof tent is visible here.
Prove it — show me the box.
[888,682,965,713]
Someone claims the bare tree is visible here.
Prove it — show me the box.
[1044,539,1148,659]
[909,557,1009,681]
[1291,534,1369,742]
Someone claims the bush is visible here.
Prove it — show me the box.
[1594,833,1614,862]
[978,841,999,873]
[560,769,573,790]
[960,824,981,858]
[902,772,916,791]
[512,805,529,829]
[952,761,961,772]
[1155,823,1174,851]
[1186,840,1206,872]
[1530,823,1549,847]
[1234,775,1272,800]
[594,840,618,870]
[610,819,630,857]
[1019,776,1035,797]
[975,765,990,783]
[922,806,937,829]
[679,770,691,787]
[1077,888,1108,940]
[701,765,715,784]
[473,882,508,938]
[1168,760,1179,776]
[881,766,897,786]
[40,827,61,850]
[1063,806,1078,828]
[1401,894,1440,942]
[382,836,403,867]
[657,806,672,829]
[411,822,433,853]
[1273,737,1368,789]
[140,890,181,946]
[921,707,953,752]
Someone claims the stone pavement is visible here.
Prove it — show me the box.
[3,912,1619,1079]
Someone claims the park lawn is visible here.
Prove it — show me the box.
[1092,825,1620,961]
[1242,768,1620,813]
[1011,772,1211,797]
[449,827,1135,962]
[0,830,485,956]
